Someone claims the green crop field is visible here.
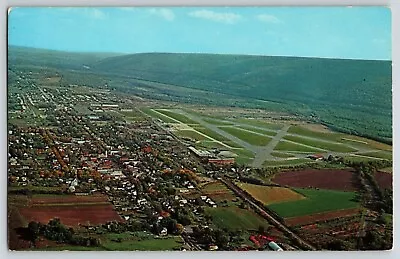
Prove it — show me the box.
[284,135,357,152]
[267,188,360,218]
[218,126,272,146]
[206,207,268,231]
[237,126,277,137]
[274,140,323,153]
[155,109,199,125]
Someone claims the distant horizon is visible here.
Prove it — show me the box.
[8,7,391,61]
[8,44,392,62]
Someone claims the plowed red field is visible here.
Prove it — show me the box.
[284,208,361,226]
[30,194,108,205]
[19,204,123,227]
[272,169,358,191]
[375,171,392,190]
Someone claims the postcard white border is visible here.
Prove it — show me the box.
[1,1,398,259]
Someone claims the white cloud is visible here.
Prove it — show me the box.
[149,8,175,21]
[256,14,282,24]
[188,9,242,24]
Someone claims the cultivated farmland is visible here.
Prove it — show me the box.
[272,169,359,191]
[284,208,361,226]
[374,171,392,190]
[267,188,360,218]
[236,182,305,205]
[18,194,123,227]
[206,207,269,231]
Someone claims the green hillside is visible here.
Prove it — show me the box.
[8,45,123,70]
[8,47,392,142]
[91,53,392,142]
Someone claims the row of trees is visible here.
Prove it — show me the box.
[27,218,100,247]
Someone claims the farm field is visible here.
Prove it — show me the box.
[218,126,272,146]
[272,169,358,191]
[201,181,236,202]
[206,207,269,231]
[18,194,123,227]
[284,208,361,226]
[29,194,109,205]
[374,171,392,189]
[267,188,360,218]
[19,204,123,227]
[236,182,305,205]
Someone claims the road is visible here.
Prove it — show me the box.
[220,177,316,251]
[251,125,290,167]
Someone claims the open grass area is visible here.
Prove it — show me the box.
[203,118,234,126]
[202,182,229,193]
[263,159,315,167]
[218,126,272,146]
[141,108,177,123]
[267,188,360,218]
[206,207,269,231]
[236,182,305,205]
[284,135,357,152]
[288,125,342,141]
[270,152,295,158]
[118,110,146,122]
[357,151,392,160]
[232,118,283,130]
[274,140,323,153]
[237,125,277,137]
[195,140,226,149]
[35,245,105,251]
[155,109,199,124]
[174,130,212,141]
[194,127,241,148]
[101,236,183,251]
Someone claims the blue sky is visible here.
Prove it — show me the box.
[8,7,391,60]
